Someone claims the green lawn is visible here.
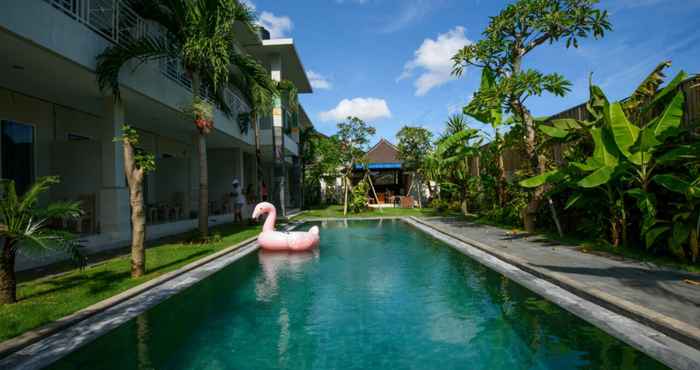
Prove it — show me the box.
[296,205,451,219]
[0,223,259,342]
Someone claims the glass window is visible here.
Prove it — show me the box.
[1,120,35,195]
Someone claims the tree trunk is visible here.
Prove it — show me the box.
[123,139,147,277]
[509,52,545,233]
[690,227,699,263]
[497,152,507,207]
[253,111,263,203]
[610,218,620,247]
[128,178,146,277]
[343,173,349,216]
[191,72,209,237]
[513,103,546,233]
[0,239,17,304]
[198,132,209,237]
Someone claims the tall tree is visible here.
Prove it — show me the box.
[114,126,156,277]
[463,67,508,207]
[396,126,433,207]
[452,0,611,232]
[231,54,279,202]
[95,0,256,237]
[335,117,376,215]
[1,177,83,303]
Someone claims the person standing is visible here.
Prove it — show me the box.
[232,179,246,223]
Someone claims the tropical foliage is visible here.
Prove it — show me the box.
[0,177,84,304]
[95,0,256,237]
[114,126,156,277]
[520,62,700,262]
[452,0,611,232]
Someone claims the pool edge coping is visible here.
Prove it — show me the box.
[405,216,700,369]
[0,234,260,360]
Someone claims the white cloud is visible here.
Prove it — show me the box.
[259,11,293,38]
[336,0,369,3]
[307,70,332,90]
[399,26,471,96]
[319,98,392,122]
[240,0,256,10]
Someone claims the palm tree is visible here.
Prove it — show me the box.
[0,176,83,304]
[230,54,279,202]
[95,0,256,237]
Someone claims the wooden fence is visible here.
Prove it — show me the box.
[487,75,700,178]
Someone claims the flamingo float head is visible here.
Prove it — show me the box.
[252,202,275,220]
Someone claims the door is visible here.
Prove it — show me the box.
[1,120,35,195]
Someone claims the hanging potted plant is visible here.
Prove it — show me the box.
[184,98,214,134]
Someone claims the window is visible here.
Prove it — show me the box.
[1,120,35,194]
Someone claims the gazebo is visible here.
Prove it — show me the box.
[352,138,411,205]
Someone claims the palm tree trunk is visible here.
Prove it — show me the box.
[253,111,262,203]
[123,139,147,277]
[690,227,698,263]
[191,72,209,237]
[198,133,209,237]
[0,238,17,304]
[129,185,146,277]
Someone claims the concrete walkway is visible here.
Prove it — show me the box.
[412,217,700,350]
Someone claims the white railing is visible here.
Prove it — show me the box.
[45,0,252,124]
[45,0,150,45]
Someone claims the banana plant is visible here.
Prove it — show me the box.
[652,152,700,261]
[436,125,482,215]
[521,62,690,248]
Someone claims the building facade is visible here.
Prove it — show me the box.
[0,0,314,270]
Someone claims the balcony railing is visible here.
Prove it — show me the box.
[44,0,248,111]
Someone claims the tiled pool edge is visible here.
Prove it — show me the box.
[404,217,700,370]
[407,217,700,349]
[0,232,266,370]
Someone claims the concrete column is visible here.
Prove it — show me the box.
[99,98,130,238]
[234,147,245,187]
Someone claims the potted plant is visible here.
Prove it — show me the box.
[184,98,214,134]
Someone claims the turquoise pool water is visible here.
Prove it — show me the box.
[48,220,666,369]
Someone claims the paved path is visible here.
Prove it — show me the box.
[413,217,700,349]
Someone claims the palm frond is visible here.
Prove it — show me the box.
[18,176,60,213]
[35,201,82,220]
[96,35,176,99]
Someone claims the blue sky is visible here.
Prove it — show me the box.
[247,0,700,144]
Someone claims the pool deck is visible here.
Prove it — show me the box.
[410,217,700,351]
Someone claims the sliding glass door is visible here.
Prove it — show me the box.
[1,120,35,194]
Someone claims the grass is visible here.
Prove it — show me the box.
[296,205,454,220]
[0,223,259,343]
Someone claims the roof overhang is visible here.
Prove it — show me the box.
[245,38,312,93]
[299,105,313,129]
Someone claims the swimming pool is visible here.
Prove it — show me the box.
[46,220,667,369]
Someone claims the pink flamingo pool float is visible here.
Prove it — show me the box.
[252,202,320,251]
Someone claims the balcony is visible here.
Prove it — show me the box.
[0,0,254,143]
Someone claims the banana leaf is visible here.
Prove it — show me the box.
[607,102,639,158]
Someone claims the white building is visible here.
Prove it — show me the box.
[0,1,314,270]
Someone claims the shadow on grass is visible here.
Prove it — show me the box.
[19,250,212,302]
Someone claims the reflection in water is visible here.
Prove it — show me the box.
[256,250,320,301]
[136,315,153,370]
[46,220,669,370]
